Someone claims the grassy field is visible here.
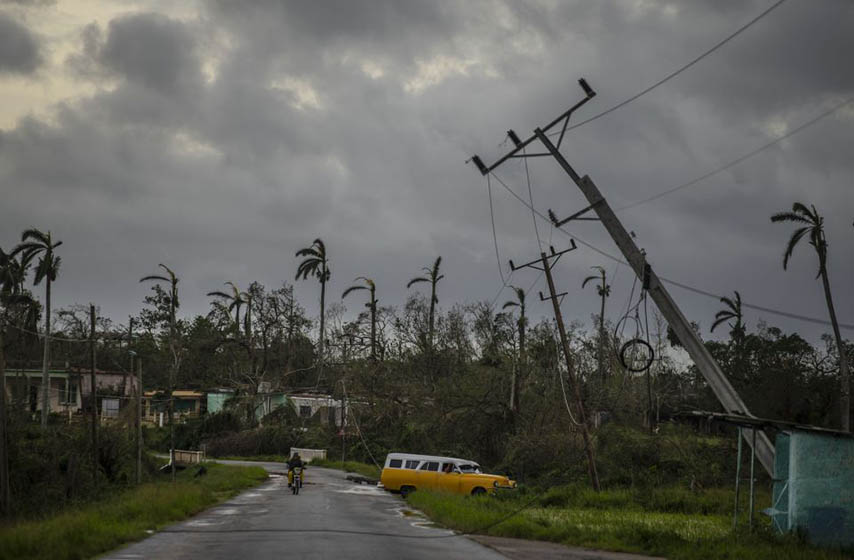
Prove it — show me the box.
[0,463,268,560]
[407,486,852,560]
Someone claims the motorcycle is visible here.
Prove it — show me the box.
[290,467,304,495]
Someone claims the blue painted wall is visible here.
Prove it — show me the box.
[773,431,854,547]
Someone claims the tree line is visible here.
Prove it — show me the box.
[0,200,850,515]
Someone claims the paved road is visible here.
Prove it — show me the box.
[104,460,508,560]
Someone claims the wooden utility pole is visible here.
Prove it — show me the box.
[0,325,9,515]
[125,318,133,396]
[509,244,601,491]
[89,304,98,483]
[136,357,142,485]
[470,78,775,476]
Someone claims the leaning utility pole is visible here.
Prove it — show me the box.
[90,304,98,483]
[470,78,775,476]
[510,244,601,491]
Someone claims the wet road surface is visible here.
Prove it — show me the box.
[103,461,507,560]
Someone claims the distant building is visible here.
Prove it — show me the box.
[3,367,139,419]
[143,390,205,423]
[205,388,348,427]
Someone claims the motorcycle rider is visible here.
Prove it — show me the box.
[287,452,304,488]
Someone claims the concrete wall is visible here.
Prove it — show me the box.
[774,431,854,548]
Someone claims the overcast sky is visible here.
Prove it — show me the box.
[1,0,852,345]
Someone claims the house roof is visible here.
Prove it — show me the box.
[144,390,204,398]
[683,411,854,439]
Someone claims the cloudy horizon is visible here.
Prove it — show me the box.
[1,0,852,346]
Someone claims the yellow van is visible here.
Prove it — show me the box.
[379,452,516,496]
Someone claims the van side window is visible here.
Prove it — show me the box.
[389,459,402,468]
[405,460,420,469]
[419,461,439,472]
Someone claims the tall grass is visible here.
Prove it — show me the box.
[407,487,851,560]
[0,463,267,560]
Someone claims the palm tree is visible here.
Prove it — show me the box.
[12,229,62,427]
[710,291,744,340]
[296,239,330,365]
[771,203,850,431]
[342,277,378,361]
[407,256,443,352]
[502,286,526,413]
[208,282,251,343]
[582,266,610,381]
[140,264,180,480]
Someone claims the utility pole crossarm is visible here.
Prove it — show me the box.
[471,79,596,175]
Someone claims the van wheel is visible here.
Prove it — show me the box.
[471,487,487,496]
[400,486,415,498]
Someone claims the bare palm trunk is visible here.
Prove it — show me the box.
[370,294,377,361]
[428,284,436,352]
[821,269,850,431]
[40,278,51,427]
[511,313,525,413]
[319,277,326,362]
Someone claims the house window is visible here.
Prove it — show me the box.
[65,382,77,404]
[102,398,120,418]
[299,405,312,418]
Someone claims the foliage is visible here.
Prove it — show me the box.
[4,421,159,519]
[0,463,267,560]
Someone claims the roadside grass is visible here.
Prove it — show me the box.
[407,487,851,560]
[309,458,381,479]
[0,463,267,560]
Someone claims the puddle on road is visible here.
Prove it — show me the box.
[213,508,239,515]
[186,518,224,528]
[333,484,385,496]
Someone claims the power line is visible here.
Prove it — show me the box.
[485,174,506,284]
[486,170,854,332]
[616,94,854,212]
[550,0,789,135]
[522,151,543,251]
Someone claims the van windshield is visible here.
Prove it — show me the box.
[458,464,481,473]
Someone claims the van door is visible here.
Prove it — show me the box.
[416,460,440,490]
[438,462,462,494]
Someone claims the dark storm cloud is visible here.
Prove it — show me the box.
[98,13,201,93]
[0,0,851,343]
[0,12,41,74]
